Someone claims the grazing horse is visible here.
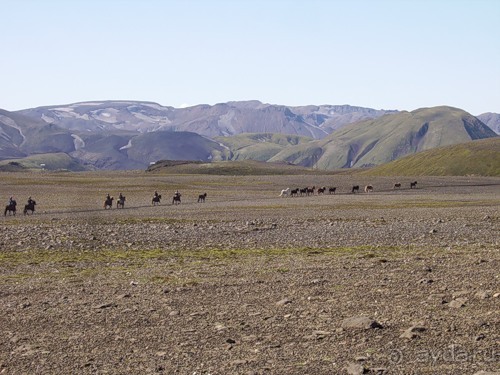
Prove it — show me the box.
[198,193,207,203]
[279,188,290,197]
[4,201,16,216]
[23,200,36,215]
[364,185,374,193]
[104,196,114,209]
[328,187,337,194]
[393,182,401,189]
[152,194,162,206]
[290,188,299,197]
[410,181,418,189]
[317,187,326,195]
[117,196,126,208]
[352,185,360,193]
[172,192,181,205]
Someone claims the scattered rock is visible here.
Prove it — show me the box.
[93,302,116,309]
[400,322,426,340]
[345,362,367,374]
[276,298,292,306]
[448,297,467,308]
[475,291,491,299]
[341,317,383,330]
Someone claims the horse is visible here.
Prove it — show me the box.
[104,197,114,209]
[152,195,162,206]
[4,201,16,216]
[410,181,418,189]
[198,193,207,203]
[306,186,316,196]
[279,188,290,197]
[328,187,337,194]
[351,185,360,193]
[172,193,181,205]
[317,187,326,195]
[23,200,36,215]
[117,196,126,208]
[299,187,307,196]
[364,185,373,193]
[290,188,299,197]
[393,182,401,189]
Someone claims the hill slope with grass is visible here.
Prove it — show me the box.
[0,153,89,171]
[269,106,497,169]
[359,138,500,176]
[146,159,337,175]
[215,133,313,161]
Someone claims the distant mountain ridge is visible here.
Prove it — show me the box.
[477,112,500,134]
[0,101,498,171]
[17,100,396,139]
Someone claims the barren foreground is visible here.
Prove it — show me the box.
[1,172,499,374]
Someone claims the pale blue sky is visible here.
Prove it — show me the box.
[1,0,499,114]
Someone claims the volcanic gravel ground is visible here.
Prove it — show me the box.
[0,174,499,374]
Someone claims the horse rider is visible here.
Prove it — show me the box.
[119,193,124,201]
[106,193,111,200]
[154,191,159,198]
[9,196,16,206]
[174,190,180,198]
[27,196,34,206]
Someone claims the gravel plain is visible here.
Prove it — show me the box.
[0,172,499,374]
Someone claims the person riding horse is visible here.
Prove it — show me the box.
[104,194,114,209]
[152,191,162,205]
[4,196,17,216]
[172,190,181,205]
[24,196,36,215]
[117,193,126,208]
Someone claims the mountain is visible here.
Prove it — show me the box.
[17,100,394,139]
[360,137,500,176]
[268,106,498,169]
[214,133,313,161]
[4,102,497,172]
[477,112,500,134]
[0,109,76,159]
[0,108,228,170]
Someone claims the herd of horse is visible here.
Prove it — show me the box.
[4,181,418,216]
[279,181,417,197]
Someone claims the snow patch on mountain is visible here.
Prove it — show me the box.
[119,139,133,150]
[71,134,85,150]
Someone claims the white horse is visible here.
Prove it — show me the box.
[279,188,290,197]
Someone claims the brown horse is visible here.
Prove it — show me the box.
[393,182,401,189]
[351,185,360,193]
[317,187,326,195]
[364,185,373,193]
[24,200,36,215]
[152,194,162,205]
[4,201,16,216]
[328,187,337,194]
[104,197,114,209]
[410,181,418,189]
[117,196,126,208]
[172,193,181,205]
[198,193,207,203]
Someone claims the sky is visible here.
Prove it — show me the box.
[1,0,499,114]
